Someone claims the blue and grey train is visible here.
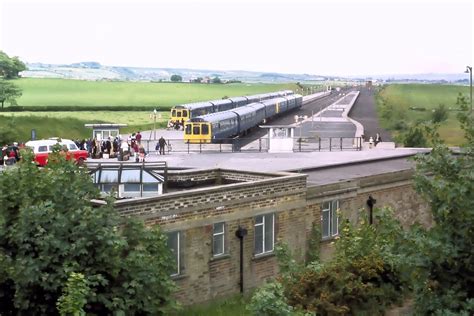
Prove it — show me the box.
[184,94,303,143]
[169,90,294,124]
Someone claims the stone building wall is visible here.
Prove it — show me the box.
[113,170,313,305]
[110,167,432,305]
[308,169,432,261]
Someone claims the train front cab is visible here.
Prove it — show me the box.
[184,121,212,144]
[170,107,190,125]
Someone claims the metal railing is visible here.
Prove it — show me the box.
[138,137,362,154]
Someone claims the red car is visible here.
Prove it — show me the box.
[25,138,88,166]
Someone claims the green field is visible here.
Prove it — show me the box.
[0,78,306,142]
[0,111,168,142]
[14,78,299,108]
[376,84,470,145]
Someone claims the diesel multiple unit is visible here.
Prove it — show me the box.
[169,90,294,124]
[184,94,303,143]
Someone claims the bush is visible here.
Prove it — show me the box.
[250,208,411,316]
[248,282,294,316]
[401,125,428,147]
[431,104,448,123]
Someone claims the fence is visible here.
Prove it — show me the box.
[139,137,362,154]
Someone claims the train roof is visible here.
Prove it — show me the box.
[174,101,214,110]
[189,110,237,123]
[231,102,265,115]
[210,99,232,106]
[260,96,288,105]
[283,94,302,100]
[228,96,248,102]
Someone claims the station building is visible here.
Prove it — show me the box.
[91,156,432,305]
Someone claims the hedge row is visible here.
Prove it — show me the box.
[0,106,169,112]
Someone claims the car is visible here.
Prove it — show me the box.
[25,138,88,166]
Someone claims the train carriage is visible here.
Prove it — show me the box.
[228,96,248,108]
[232,103,266,134]
[210,99,234,112]
[184,111,239,143]
[169,90,295,125]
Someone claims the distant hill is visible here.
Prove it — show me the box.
[22,62,330,83]
[21,62,468,84]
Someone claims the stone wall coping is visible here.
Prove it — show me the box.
[113,170,307,206]
[167,167,294,179]
[307,169,415,199]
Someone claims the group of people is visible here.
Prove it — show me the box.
[75,131,145,162]
[167,119,185,131]
[366,133,382,147]
[1,142,22,166]
[76,131,169,162]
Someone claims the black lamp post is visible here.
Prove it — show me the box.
[366,195,376,225]
[465,66,472,113]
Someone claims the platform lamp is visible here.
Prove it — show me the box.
[465,66,472,113]
[152,109,157,140]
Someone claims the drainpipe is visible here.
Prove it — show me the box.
[235,226,248,294]
[366,195,377,225]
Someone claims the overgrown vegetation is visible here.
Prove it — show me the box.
[249,99,474,315]
[376,84,470,146]
[0,150,177,314]
[249,210,411,315]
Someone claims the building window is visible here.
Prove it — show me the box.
[212,222,225,257]
[167,231,180,276]
[322,200,339,239]
[124,183,140,192]
[254,214,274,255]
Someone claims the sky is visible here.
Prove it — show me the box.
[1,0,472,76]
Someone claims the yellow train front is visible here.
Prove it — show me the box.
[184,111,239,144]
[169,102,215,126]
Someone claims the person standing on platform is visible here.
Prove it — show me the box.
[158,136,167,155]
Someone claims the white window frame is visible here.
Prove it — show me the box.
[322,200,339,239]
[254,213,275,255]
[212,222,225,257]
[167,231,180,276]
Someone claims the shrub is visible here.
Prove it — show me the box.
[431,104,448,123]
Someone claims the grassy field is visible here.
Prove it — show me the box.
[13,78,299,108]
[0,78,303,142]
[376,84,470,146]
[0,111,169,142]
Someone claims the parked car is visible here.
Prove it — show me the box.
[25,138,88,166]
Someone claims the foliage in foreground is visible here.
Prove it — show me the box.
[408,101,474,314]
[0,150,177,314]
[250,208,410,315]
[250,99,474,315]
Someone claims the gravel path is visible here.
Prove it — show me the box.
[348,87,393,141]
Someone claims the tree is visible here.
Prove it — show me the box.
[211,76,222,84]
[0,150,177,314]
[409,97,474,314]
[170,74,182,82]
[0,117,20,144]
[0,79,22,108]
[0,51,27,79]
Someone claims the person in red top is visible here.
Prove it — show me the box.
[136,131,142,144]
